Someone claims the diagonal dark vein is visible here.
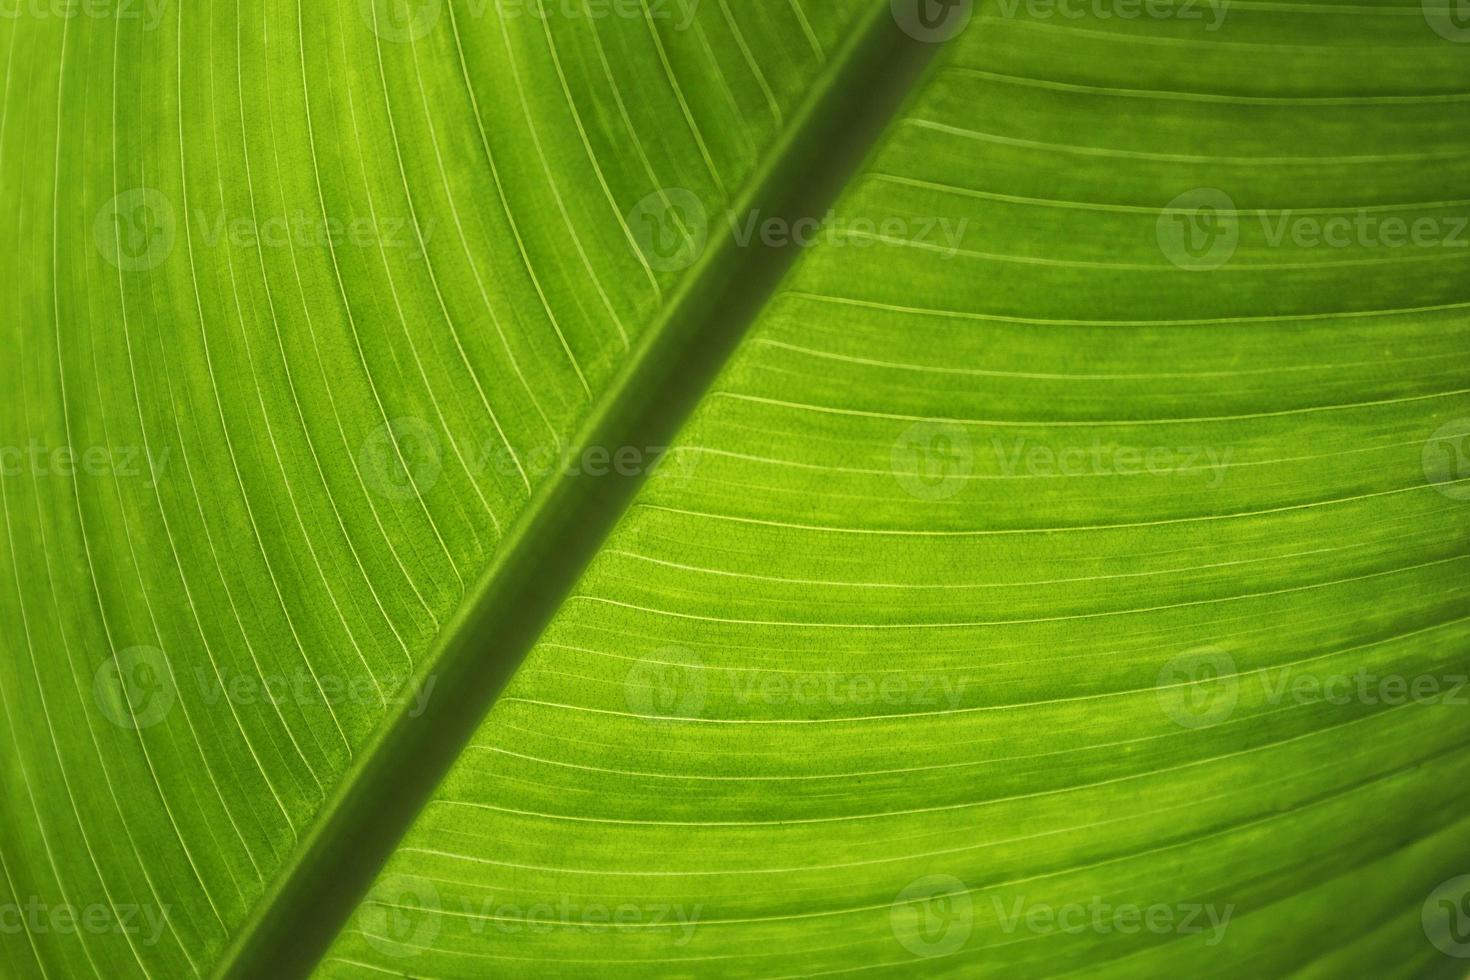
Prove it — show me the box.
[216,8,947,978]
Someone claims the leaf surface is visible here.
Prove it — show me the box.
[324,4,1470,978]
[0,0,875,974]
[2,0,1469,978]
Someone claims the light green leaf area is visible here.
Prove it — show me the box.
[4,0,1470,978]
[0,0,869,976]
[325,5,1470,980]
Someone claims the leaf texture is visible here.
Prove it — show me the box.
[0,0,873,974]
[322,4,1470,978]
[2,0,1470,978]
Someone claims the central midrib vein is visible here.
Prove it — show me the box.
[216,6,947,977]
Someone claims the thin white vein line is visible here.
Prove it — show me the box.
[233,0,356,753]
[179,0,341,781]
[536,10,662,303]
[393,769,1462,967]
[1,326,109,979]
[580,8,678,304]
[56,9,229,963]
[442,1,592,402]
[493,9,630,350]
[845,226,1470,272]
[432,696,1454,834]
[755,761,1470,979]
[600,541,1350,591]
[553,559,1455,668]
[564,553,1462,634]
[780,289,1470,327]
[404,11,537,493]
[638,475,1463,537]
[168,0,318,838]
[333,9,491,564]
[52,10,286,944]
[293,0,446,628]
[256,10,427,695]
[985,13,1450,51]
[0,668,82,978]
[53,18,171,964]
[261,0,403,697]
[365,0,507,531]
[43,13,198,973]
[786,0,824,63]
[716,0,781,126]
[753,334,1466,382]
[668,460,1283,511]
[714,387,1470,428]
[800,780,1470,979]
[940,65,1470,106]
[907,117,1466,165]
[640,0,725,195]
[117,9,315,954]
[320,958,411,977]
[867,171,1470,216]
[685,2,759,163]
[0,821,49,979]
[126,4,281,920]
[669,432,1442,483]
[408,710,1465,879]
[510,610,1470,761]
[414,6,562,451]
[529,588,1461,713]
[257,4,413,686]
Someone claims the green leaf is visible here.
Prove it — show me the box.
[4,0,1470,978]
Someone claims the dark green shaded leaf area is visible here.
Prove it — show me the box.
[3,0,1469,977]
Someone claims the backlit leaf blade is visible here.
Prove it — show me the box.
[322,4,1470,977]
[0,1,873,975]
